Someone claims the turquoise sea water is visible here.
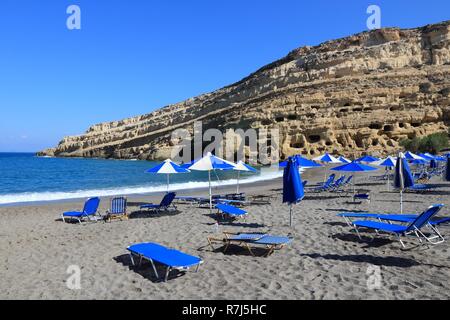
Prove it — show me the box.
[0,153,280,205]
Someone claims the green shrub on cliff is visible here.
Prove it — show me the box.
[400,131,449,154]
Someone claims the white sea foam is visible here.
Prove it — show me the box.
[0,169,284,205]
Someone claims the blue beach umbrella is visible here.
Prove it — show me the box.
[378,156,397,167]
[313,153,341,182]
[338,156,352,164]
[410,159,428,165]
[355,155,380,163]
[188,152,236,213]
[418,153,434,161]
[313,153,341,164]
[445,156,450,182]
[279,155,322,168]
[332,161,378,194]
[283,156,305,227]
[378,156,397,191]
[233,161,258,194]
[404,151,425,161]
[394,152,415,214]
[146,159,190,192]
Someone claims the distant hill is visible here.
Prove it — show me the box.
[39,21,450,160]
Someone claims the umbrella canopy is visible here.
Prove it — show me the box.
[378,156,397,167]
[377,156,397,191]
[338,156,352,164]
[418,153,434,161]
[283,156,305,227]
[146,159,190,192]
[331,161,378,194]
[233,161,258,194]
[394,152,415,214]
[313,153,341,164]
[410,159,428,165]
[404,151,425,161]
[435,156,447,162]
[446,156,450,182]
[188,152,236,213]
[355,155,380,163]
[279,155,322,168]
[332,161,378,173]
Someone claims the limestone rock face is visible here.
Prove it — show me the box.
[38,21,450,160]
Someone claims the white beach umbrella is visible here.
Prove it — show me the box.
[188,152,236,213]
[146,159,190,192]
[313,153,342,182]
[233,161,257,194]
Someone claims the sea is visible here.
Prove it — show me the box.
[0,153,283,206]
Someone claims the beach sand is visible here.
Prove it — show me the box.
[1,168,450,300]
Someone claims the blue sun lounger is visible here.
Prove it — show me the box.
[140,192,177,212]
[215,203,248,219]
[338,205,449,244]
[62,197,101,224]
[344,204,444,247]
[312,174,335,192]
[207,232,292,257]
[127,242,203,282]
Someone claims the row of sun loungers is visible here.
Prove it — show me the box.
[310,174,353,193]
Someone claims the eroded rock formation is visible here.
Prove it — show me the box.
[39,21,450,160]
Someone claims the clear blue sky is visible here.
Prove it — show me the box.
[0,0,449,152]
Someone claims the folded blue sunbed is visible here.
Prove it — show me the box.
[215,203,248,219]
[127,242,203,282]
[207,232,292,257]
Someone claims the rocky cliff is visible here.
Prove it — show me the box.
[39,21,450,161]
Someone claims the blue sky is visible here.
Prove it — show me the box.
[0,0,449,152]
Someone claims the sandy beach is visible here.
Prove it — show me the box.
[1,168,450,300]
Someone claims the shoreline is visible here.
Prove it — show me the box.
[0,168,285,207]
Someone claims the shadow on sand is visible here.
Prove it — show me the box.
[114,254,188,283]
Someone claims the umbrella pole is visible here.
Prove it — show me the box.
[167,174,170,193]
[387,170,390,192]
[209,170,212,214]
[289,204,293,227]
[237,171,240,195]
[400,190,403,214]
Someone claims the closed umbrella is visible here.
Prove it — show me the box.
[394,152,415,214]
[233,161,257,194]
[188,152,236,213]
[146,159,190,192]
[445,156,450,182]
[282,156,305,227]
